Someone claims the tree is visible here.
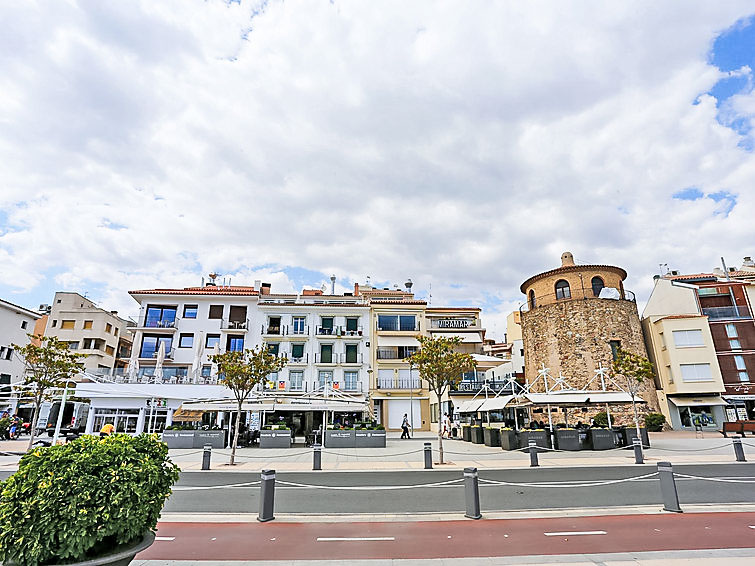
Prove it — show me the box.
[409,336,475,464]
[12,335,84,450]
[211,346,287,465]
[612,348,654,440]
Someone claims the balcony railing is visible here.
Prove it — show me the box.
[376,322,420,332]
[290,325,309,336]
[341,352,364,364]
[262,325,285,336]
[222,318,249,330]
[314,353,337,364]
[376,378,422,390]
[139,348,175,360]
[138,316,180,329]
[341,326,364,337]
[287,354,309,364]
[702,305,752,320]
[451,379,518,393]
[315,326,336,336]
[377,348,417,360]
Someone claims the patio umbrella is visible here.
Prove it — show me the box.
[191,331,204,383]
[154,341,166,383]
[210,343,220,381]
[126,344,139,382]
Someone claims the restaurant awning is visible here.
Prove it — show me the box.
[477,395,516,412]
[434,332,483,344]
[181,400,368,412]
[525,391,639,406]
[455,399,486,413]
[172,408,205,422]
[669,396,728,407]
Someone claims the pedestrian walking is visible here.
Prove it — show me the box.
[441,413,450,438]
[401,414,410,439]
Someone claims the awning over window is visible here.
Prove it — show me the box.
[669,396,727,407]
[455,399,486,413]
[377,336,420,347]
[431,332,483,343]
[172,408,204,422]
[477,395,516,412]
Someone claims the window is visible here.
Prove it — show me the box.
[319,317,334,334]
[377,315,416,331]
[105,345,115,356]
[739,371,750,382]
[201,365,212,377]
[344,371,358,390]
[680,363,713,382]
[666,365,673,384]
[320,344,333,363]
[227,336,244,352]
[289,370,304,390]
[345,344,358,363]
[206,334,220,348]
[725,324,738,338]
[106,323,113,334]
[292,317,306,334]
[114,328,118,336]
[52,320,57,327]
[267,343,279,355]
[183,305,198,319]
[735,355,746,370]
[144,306,177,327]
[291,343,305,360]
[318,370,333,387]
[609,340,621,361]
[140,336,172,358]
[68,342,79,350]
[208,305,224,319]
[267,317,282,334]
[555,280,571,300]
[3,347,13,361]
[20,320,28,330]
[591,276,605,297]
[672,329,704,348]
[529,290,536,309]
[61,320,75,329]
[83,320,93,330]
[179,334,194,348]
[377,368,394,388]
[730,339,742,350]
[346,317,359,332]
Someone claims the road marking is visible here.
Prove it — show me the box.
[749,526,755,529]
[155,536,175,541]
[317,537,395,542]
[544,531,607,537]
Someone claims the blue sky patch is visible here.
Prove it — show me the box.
[672,187,704,201]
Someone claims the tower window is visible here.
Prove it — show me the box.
[591,276,605,297]
[529,290,536,309]
[555,280,571,300]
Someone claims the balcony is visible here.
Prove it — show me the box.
[287,354,309,365]
[138,348,175,361]
[340,353,364,365]
[340,381,363,392]
[451,379,518,394]
[263,380,310,393]
[262,324,286,336]
[289,325,310,337]
[376,378,422,390]
[221,318,249,332]
[702,305,752,320]
[137,316,180,331]
[341,326,364,337]
[314,353,337,365]
[377,347,417,360]
[376,323,420,332]
[315,326,336,337]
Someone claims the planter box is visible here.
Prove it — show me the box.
[50,531,155,566]
[161,430,196,449]
[587,428,615,450]
[517,430,550,451]
[621,427,650,448]
[483,428,500,447]
[462,425,472,442]
[470,426,485,444]
[355,430,386,448]
[193,430,225,449]
[500,429,518,450]
[555,429,582,451]
[325,429,356,448]
[259,430,292,448]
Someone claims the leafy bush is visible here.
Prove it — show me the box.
[0,434,180,566]
[644,412,666,432]
[592,411,609,427]
[0,417,10,440]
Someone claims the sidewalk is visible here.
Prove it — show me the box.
[3,432,754,473]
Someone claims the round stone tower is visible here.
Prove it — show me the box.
[519,252,658,422]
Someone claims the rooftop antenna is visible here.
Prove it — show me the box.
[405,278,413,293]
[366,275,371,287]
[721,257,731,281]
[428,282,432,306]
[330,274,336,295]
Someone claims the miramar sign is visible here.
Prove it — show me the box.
[436,318,473,328]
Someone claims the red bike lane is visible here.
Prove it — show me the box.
[138,512,755,561]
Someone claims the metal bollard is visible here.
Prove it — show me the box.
[633,437,644,464]
[529,440,539,467]
[258,469,276,522]
[313,444,322,470]
[202,444,212,470]
[657,461,682,513]
[463,467,482,519]
[733,437,747,462]
[424,442,433,469]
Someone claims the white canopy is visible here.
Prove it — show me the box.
[477,395,516,412]
[472,353,507,364]
[455,399,486,413]
[669,396,727,407]
[377,336,421,347]
[435,332,483,344]
[525,391,638,406]
[182,400,368,412]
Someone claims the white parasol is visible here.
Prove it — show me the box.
[210,343,220,381]
[154,341,166,382]
[191,331,204,383]
[126,343,139,382]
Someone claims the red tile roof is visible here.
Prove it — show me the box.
[129,286,259,296]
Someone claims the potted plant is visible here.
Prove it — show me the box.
[0,434,179,566]
[470,425,484,444]
[483,426,500,447]
[499,428,518,450]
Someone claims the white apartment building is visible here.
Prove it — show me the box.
[0,298,41,412]
[45,292,133,375]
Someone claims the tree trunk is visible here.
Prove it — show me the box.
[631,394,642,442]
[27,396,41,452]
[230,403,242,466]
[436,388,444,465]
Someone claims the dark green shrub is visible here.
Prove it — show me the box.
[0,433,180,566]
[375,424,385,430]
[0,417,10,440]
[593,411,609,427]
[644,412,666,432]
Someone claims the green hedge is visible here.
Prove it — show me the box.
[0,434,180,566]
[644,412,666,432]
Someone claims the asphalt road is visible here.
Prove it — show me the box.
[162,463,755,515]
[138,512,755,561]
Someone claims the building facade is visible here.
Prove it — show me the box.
[519,252,659,423]
[0,298,41,412]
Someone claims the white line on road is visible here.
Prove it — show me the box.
[316,537,395,542]
[749,526,755,529]
[544,531,607,537]
[155,536,175,541]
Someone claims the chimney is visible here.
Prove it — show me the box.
[354,282,360,296]
[261,283,271,295]
[330,274,336,295]
[254,279,261,290]
[561,251,575,267]
[110,311,118,316]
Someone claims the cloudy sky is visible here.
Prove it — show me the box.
[1,1,754,339]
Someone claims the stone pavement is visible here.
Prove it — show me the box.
[2,431,755,473]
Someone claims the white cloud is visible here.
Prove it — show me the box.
[1,0,755,340]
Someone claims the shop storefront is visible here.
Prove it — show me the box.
[666,396,727,430]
